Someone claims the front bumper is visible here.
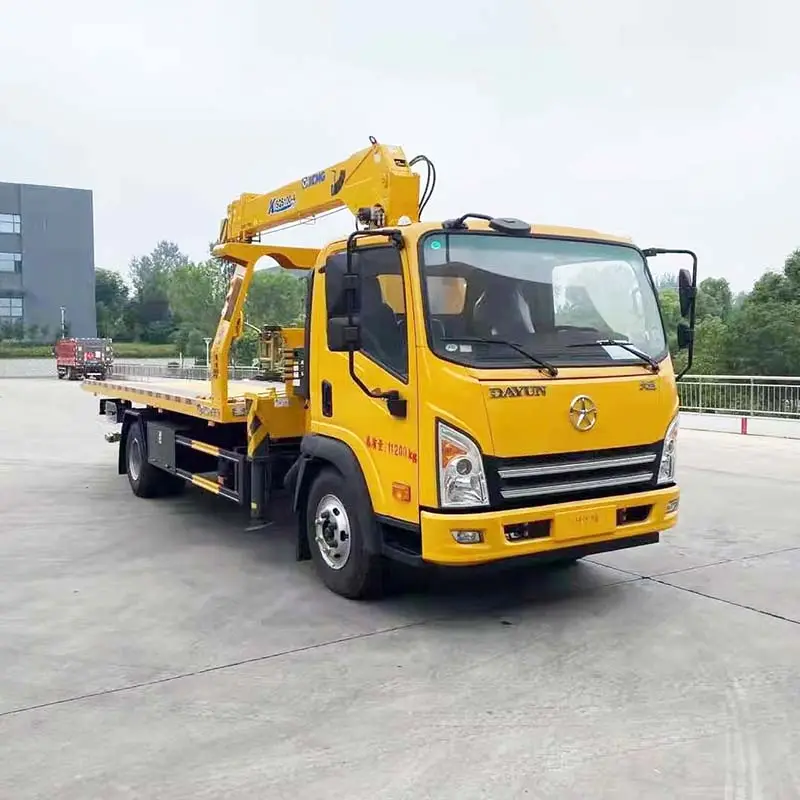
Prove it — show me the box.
[420,485,679,566]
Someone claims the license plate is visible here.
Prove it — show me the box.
[554,507,616,541]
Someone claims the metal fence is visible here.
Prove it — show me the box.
[110,362,261,382]
[678,375,800,419]
[108,363,800,419]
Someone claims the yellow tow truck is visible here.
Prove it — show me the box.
[84,137,698,599]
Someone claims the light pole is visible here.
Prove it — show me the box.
[59,306,66,339]
[203,337,212,376]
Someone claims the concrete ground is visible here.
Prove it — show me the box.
[1,378,799,799]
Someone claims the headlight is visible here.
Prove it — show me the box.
[657,415,679,484]
[437,422,489,508]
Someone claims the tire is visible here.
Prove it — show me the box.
[57,370,65,380]
[305,467,384,599]
[125,421,185,498]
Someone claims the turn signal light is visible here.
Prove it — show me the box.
[666,498,679,514]
[441,439,466,467]
[392,482,411,503]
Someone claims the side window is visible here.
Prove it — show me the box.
[356,246,408,380]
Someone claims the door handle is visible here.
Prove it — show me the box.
[321,380,333,417]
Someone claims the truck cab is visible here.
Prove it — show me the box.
[288,216,693,594]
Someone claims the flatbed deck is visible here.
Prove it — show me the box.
[83,375,289,422]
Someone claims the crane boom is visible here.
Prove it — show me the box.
[218,139,423,244]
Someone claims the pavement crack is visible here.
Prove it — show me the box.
[583,559,643,578]
[652,545,800,578]
[0,573,645,720]
[0,619,429,719]
[646,576,800,626]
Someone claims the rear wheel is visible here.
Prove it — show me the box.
[125,421,185,498]
[305,467,383,599]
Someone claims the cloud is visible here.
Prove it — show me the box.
[0,0,798,291]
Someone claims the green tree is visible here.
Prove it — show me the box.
[724,300,800,375]
[655,272,678,291]
[167,259,229,336]
[783,247,800,295]
[692,316,728,374]
[732,291,748,310]
[696,277,733,322]
[128,241,188,343]
[95,268,131,338]
[658,287,681,354]
[232,328,260,365]
[749,270,792,305]
[246,268,307,327]
[0,320,24,340]
[718,247,800,376]
[179,329,209,360]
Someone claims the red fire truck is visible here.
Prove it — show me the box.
[55,337,114,380]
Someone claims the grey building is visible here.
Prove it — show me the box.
[0,181,96,340]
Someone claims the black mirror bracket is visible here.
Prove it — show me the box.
[643,247,699,380]
[348,352,407,418]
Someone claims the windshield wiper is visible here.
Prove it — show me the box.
[439,337,558,377]
[567,339,659,373]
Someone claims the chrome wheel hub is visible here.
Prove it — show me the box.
[128,437,142,481]
[313,494,352,570]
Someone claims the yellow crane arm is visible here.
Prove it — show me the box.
[218,138,422,243]
[207,138,434,419]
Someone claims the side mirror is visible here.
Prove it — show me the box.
[325,252,362,352]
[677,321,693,351]
[678,268,695,318]
[327,316,361,352]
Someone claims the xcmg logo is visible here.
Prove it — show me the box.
[268,194,296,215]
[301,171,326,189]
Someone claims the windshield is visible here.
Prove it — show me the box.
[418,232,667,369]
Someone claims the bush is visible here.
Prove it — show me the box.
[0,341,180,359]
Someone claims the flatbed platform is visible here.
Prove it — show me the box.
[83,375,289,422]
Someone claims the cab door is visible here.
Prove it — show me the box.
[309,240,420,526]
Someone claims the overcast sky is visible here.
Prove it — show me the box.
[1,0,798,291]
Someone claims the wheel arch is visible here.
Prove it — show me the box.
[286,434,380,561]
[118,408,153,475]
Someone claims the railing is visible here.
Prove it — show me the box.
[110,362,261,382]
[678,375,800,419]
[106,364,799,418]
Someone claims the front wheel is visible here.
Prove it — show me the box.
[305,468,384,599]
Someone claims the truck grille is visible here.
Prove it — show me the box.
[488,442,663,508]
